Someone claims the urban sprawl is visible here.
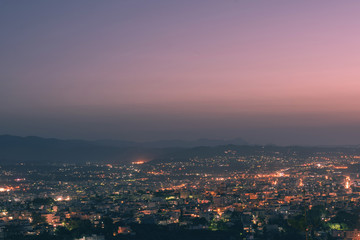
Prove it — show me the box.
[1,147,360,240]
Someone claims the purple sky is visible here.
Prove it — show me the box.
[1,1,360,145]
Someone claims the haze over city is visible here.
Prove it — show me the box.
[1,1,360,145]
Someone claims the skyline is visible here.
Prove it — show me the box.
[1,1,360,145]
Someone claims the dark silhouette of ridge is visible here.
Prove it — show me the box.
[0,135,248,163]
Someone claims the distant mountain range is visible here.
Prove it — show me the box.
[94,137,248,148]
[1,135,358,164]
[0,135,248,163]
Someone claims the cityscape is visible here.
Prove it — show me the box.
[1,144,360,239]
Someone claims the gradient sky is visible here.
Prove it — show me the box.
[1,1,360,145]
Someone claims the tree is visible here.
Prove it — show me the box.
[31,212,46,226]
[331,211,359,230]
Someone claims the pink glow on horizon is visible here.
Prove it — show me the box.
[1,1,360,144]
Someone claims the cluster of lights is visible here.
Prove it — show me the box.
[345,176,351,189]
[0,187,12,192]
[56,196,71,201]
[132,161,145,165]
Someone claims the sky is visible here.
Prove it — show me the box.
[1,1,360,145]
